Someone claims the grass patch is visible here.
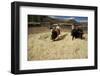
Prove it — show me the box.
[28,31,88,61]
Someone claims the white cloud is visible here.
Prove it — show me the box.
[79,20,88,22]
[63,17,75,20]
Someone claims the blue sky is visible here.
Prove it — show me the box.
[48,16,88,22]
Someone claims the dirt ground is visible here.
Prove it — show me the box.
[28,27,88,61]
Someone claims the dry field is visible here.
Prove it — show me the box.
[28,27,88,61]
